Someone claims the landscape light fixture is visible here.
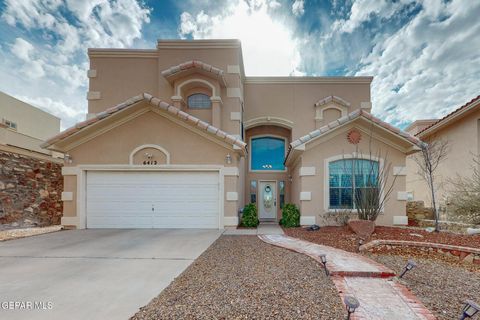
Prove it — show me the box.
[399,260,417,278]
[459,300,480,319]
[319,254,329,276]
[344,295,360,320]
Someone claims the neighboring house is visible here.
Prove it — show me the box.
[42,39,422,230]
[406,96,480,210]
[0,91,62,160]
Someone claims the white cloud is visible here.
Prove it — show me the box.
[0,0,151,128]
[356,0,480,124]
[332,0,412,34]
[179,0,303,76]
[11,38,34,61]
[292,0,305,17]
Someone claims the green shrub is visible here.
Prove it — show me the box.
[240,203,259,227]
[280,203,300,228]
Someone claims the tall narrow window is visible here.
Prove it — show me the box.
[250,180,257,203]
[329,159,379,209]
[279,181,285,209]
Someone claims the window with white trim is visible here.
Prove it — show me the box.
[187,93,211,109]
[329,159,379,209]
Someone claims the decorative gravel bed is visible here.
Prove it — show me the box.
[284,226,480,253]
[131,236,346,319]
[0,225,63,241]
[367,253,480,320]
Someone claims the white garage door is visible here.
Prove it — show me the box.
[86,171,220,229]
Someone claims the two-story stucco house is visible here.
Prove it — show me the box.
[0,91,62,160]
[406,95,480,210]
[42,39,422,229]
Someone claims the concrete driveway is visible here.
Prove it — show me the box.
[0,229,222,320]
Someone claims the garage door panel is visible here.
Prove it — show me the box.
[86,171,220,229]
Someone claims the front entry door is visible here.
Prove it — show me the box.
[259,181,277,220]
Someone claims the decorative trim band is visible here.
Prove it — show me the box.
[230,112,242,121]
[300,191,311,201]
[224,216,239,226]
[87,91,101,100]
[226,192,238,201]
[299,167,316,176]
[397,191,408,201]
[223,167,239,176]
[300,216,316,225]
[87,69,97,78]
[61,192,73,201]
[62,167,80,176]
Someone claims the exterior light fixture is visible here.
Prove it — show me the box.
[460,300,480,319]
[225,153,232,164]
[319,254,329,276]
[64,153,73,164]
[344,295,360,320]
[399,260,417,278]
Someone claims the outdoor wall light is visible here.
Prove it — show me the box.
[344,295,360,320]
[225,153,232,164]
[459,300,480,319]
[319,254,329,276]
[399,260,417,278]
[64,153,73,164]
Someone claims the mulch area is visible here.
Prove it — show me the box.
[368,253,480,320]
[284,226,480,253]
[131,236,346,320]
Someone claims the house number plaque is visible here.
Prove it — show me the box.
[143,152,157,165]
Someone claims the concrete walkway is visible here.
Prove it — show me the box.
[223,223,284,235]
[259,234,436,320]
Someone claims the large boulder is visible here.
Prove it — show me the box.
[348,219,375,239]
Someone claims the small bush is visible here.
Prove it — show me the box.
[240,203,259,227]
[280,203,300,228]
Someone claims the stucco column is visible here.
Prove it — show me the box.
[211,96,223,129]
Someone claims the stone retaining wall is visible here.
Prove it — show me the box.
[0,150,63,227]
[360,239,480,265]
[407,201,434,221]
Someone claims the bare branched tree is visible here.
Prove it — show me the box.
[341,129,398,222]
[448,155,480,224]
[413,139,449,232]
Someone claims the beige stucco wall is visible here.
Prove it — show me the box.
[406,108,480,206]
[0,91,60,155]
[243,81,371,141]
[297,126,407,226]
[88,41,244,139]
[62,175,77,218]
[62,106,242,225]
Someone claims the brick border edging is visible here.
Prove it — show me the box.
[332,276,437,320]
[360,239,480,264]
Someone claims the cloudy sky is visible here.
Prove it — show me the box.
[0,0,479,130]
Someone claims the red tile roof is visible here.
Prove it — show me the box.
[41,93,247,150]
[415,95,480,136]
[287,109,424,158]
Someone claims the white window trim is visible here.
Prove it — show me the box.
[248,134,288,173]
[324,153,385,213]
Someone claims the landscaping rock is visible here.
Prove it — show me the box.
[131,236,346,320]
[348,219,375,239]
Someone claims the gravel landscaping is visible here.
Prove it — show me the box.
[131,236,346,319]
[367,253,480,320]
[0,225,63,241]
[284,225,480,253]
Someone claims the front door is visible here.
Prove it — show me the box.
[259,181,277,220]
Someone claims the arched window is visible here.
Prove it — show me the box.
[329,159,379,209]
[187,93,211,109]
[250,136,286,171]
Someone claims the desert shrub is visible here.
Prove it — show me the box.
[449,157,480,224]
[240,203,259,227]
[280,203,300,228]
